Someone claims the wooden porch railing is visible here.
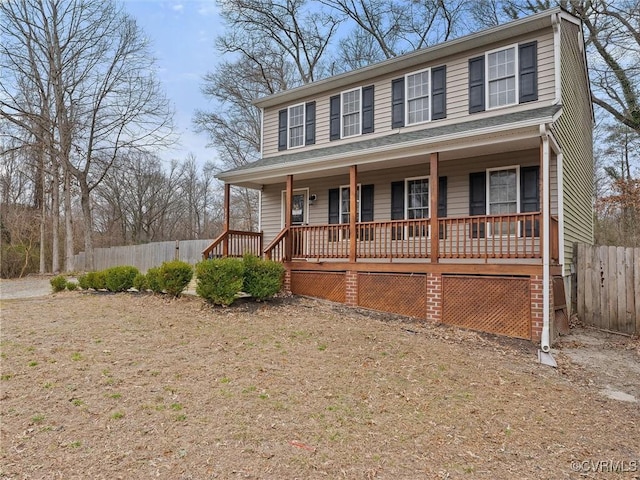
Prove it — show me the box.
[202,230,263,259]
[275,213,546,262]
[439,212,542,259]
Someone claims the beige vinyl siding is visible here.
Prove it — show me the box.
[260,149,553,246]
[261,31,556,157]
[554,20,594,275]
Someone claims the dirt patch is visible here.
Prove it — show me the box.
[0,275,54,300]
[1,290,639,479]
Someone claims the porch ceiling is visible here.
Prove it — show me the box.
[220,105,561,189]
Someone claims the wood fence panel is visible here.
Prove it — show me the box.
[71,239,214,273]
[575,243,638,335]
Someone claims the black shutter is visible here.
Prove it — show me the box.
[519,41,538,103]
[305,101,316,145]
[328,188,340,242]
[391,78,405,128]
[438,176,447,239]
[521,165,540,236]
[391,180,404,240]
[469,172,486,238]
[432,66,447,120]
[329,95,340,141]
[360,184,374,221]
[468,56,485,113]
[278,109,287,151]
[362,86,375,134]
[359,184,374,241]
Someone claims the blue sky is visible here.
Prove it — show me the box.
[122,0,222,165]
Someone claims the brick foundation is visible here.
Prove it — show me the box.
[345,270,358,306]
[426,273,442,323]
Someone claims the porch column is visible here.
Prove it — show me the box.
[429,152,439,263]
[349,165,358,263]
[284,175,293,261]
[223,183,230,257]
[540,131,552,351]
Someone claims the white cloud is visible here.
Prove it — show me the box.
[172,3,184,12]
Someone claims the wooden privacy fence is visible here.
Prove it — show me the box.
[72,239,213,273]
[575,243,640,335]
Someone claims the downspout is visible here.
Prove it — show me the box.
[540,125,552,355]
[551,12,562,105]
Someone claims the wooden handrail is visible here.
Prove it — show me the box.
[202,230,228,259]
[202,230,263,259]
[264,227,289,261]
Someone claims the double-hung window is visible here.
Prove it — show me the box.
[340,185,361,223]
[487,46,517,109]
[406,70,430,125]
[406,177,430,220]
[341,88,361,138]
[288,104,305,148]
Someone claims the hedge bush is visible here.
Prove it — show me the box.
[132,273,148,292]
[159,260,193,297]
[145,267,163,294]
[77,271,106,290]
[195,258,244,306]
[104,266,139,292]
[66,281,79,291]
[242,254,284,300]
[50,275,67,293]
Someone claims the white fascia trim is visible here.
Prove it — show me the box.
[218,114,558,184]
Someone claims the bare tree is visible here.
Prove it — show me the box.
[1,0,175,271]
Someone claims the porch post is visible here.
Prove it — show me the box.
[223,183,230,257]
[349,165,357,263]
[284,174,293,261]
[429,152,439,263]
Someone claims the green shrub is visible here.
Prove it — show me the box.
[195,258,244,306]
[104,266,139,292]
[66,281,78,291]
[78,271,106,290]
[159,260,193,297]
[242,254,284,300]
[50,275,67,293]
[132,273,148,292]
[146,267,163,294]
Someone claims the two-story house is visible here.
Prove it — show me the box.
[206,8,594,350]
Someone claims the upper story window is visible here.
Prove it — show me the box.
[469,41,538,113]
[288,104,305,148]
[406,70,430,124]
[342,88,361,138]
[278,102,315,151]
[487,46,517,108]
[391,65,446,128]
[330,85,374,141]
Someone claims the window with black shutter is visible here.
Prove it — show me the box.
[329,95,340,141]
[362,86,375,134]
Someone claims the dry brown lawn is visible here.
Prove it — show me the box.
[1,291,638,479]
